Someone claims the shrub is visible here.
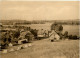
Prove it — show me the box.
[68,35,73,39]
[68,35,78,40]
[30,29,38,39]
[64,31,68,38]
[72,35,78,40]
[13,30,20,38]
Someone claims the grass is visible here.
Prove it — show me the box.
[1,39,79,58]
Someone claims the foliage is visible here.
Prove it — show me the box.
[58,25,63,31]
[72,35,78,40]
[51,23,63,32]
[30,29,38,39]
[51,23,58,30]
[51,23,63,39]
[64,31,68,38]
[68,35,78,40]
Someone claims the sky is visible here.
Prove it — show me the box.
[0,1,79,21]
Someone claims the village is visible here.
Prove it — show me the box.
[0,22,59,50]
[0,21,79,54]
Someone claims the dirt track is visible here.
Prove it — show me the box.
[1,39,79,58]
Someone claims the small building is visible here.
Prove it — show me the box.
[49,30,60,41]
[19,30,34,42]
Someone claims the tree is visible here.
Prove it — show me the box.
[58,25,63,32]
[51,23,63,32]
[51,23,58,30]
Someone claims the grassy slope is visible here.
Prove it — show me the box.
[1,39,79,58]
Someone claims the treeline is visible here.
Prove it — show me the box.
[53,21,79,25]
[0,20,45,25]
[0,20,31,25]
[0,19,79,25]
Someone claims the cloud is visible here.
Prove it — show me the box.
[0,1,79,20]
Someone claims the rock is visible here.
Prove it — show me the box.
[16,47,21,51]
[65,39,69,40]
[2,49,7,53]
[28,44,32,47]
[22,44,28,49]
[9,48,14,52]
[13,46,20,51]
[18,41,22,44]
[16,45,22,50]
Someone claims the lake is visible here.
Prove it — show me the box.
[62,25,79,36]
[29,24,79,36]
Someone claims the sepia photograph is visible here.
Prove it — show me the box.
[0,0,79,58]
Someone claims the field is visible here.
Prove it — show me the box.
[1,39,79,58]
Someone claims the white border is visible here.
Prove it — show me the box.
[0,0,79,1]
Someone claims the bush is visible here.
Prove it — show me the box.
[57,33,63,39]
[68,35,78,40]
[68,35,73,39]
[72,35,78,40]
[13,31,20,38]
[30,29,38,39]
[64,31,68,38]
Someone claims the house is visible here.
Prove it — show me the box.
[49,30,60,41]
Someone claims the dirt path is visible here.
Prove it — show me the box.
[1,39,79,58]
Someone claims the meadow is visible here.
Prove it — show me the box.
[1,39,79,58]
